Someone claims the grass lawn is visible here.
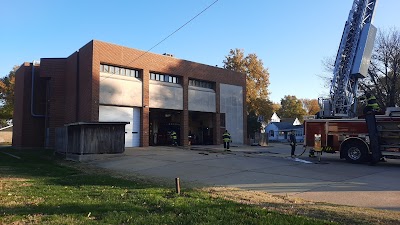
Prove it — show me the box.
[0,148,331,225]
[1,148,399,225]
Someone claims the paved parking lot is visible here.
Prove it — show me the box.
[86,143,400,211]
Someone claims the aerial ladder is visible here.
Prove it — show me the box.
[320,0,378,118]
[304,0,400,164]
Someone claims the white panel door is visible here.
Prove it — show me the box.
[99,105,141,147]
[132,107,141,147]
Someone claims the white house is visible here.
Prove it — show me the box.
[270,112,281,122]
[265,113,303,143]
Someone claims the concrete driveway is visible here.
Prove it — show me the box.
[86,143,400,211]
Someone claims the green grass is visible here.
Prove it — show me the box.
[0,148,333,225]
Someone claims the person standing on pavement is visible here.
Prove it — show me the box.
[289,130,296,157]
[222,130,231,150]
[170,130,178,146]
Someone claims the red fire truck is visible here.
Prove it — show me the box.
[304,108,400,163]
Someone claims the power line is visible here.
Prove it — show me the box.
[100,0,220,82]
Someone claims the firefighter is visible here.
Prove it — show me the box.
[170,130,178,146]
[222,130,231,150]
[289,130,296,157]
[361,92,381,114]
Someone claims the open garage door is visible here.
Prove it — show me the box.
[99,105,140,147]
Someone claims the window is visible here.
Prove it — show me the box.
[100,64,140,78]
[189,79,214,89]
[269,130,274,137]
[150,72,179,84]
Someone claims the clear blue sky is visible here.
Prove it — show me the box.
[1,0,399,103]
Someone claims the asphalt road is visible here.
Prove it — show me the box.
[85,143,400,211]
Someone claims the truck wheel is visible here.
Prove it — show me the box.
[342,141,368,163]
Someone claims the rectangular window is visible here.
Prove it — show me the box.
[103,65,109,72]
[159,74,164,82]
[109,66,115,74]
[150,73,155,80]
[100,64,104,72]
[120,68,125,76]
[155,73,160,81]
[135,70,139,78]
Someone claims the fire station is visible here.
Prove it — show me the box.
[12,40,247,148]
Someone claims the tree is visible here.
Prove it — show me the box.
[301,98,320,115]
[272,102,281,113]
[278,95,307,121]
[358,28,400,108]
[223,49,273,119]
[0,66,18,126]
[247,110,261,138]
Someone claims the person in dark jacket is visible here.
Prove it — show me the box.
[222,130,231,150]
[289,130,296,157]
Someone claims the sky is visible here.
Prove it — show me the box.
[1,0,399,103]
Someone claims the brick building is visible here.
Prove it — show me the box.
[12,40,247,148]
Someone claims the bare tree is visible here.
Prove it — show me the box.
[359,28,400,108]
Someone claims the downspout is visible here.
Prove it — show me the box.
[31,61,45,117]
[76,51,80,121]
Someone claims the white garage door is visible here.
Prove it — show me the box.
[99,105,141,147]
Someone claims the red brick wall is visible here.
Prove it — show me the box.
[40,58,67,146]
[12,63,26,147]
[77,41,95,122]
[12,63,46,148]
[92,40,245,86]
[65,52,78,124]
[141,69,150,146]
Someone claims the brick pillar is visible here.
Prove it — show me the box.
[242,85,247,145]
[214,82,222,145]
[141,69,150,147]
[180,76,189,147]
[213,113,221,145]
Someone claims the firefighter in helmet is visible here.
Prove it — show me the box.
[170,130,178,146]
[361,92,381,114]
[222,130,231,150]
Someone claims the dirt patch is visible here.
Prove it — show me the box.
[204,187,400,225]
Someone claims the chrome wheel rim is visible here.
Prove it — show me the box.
[348,147,362,160]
